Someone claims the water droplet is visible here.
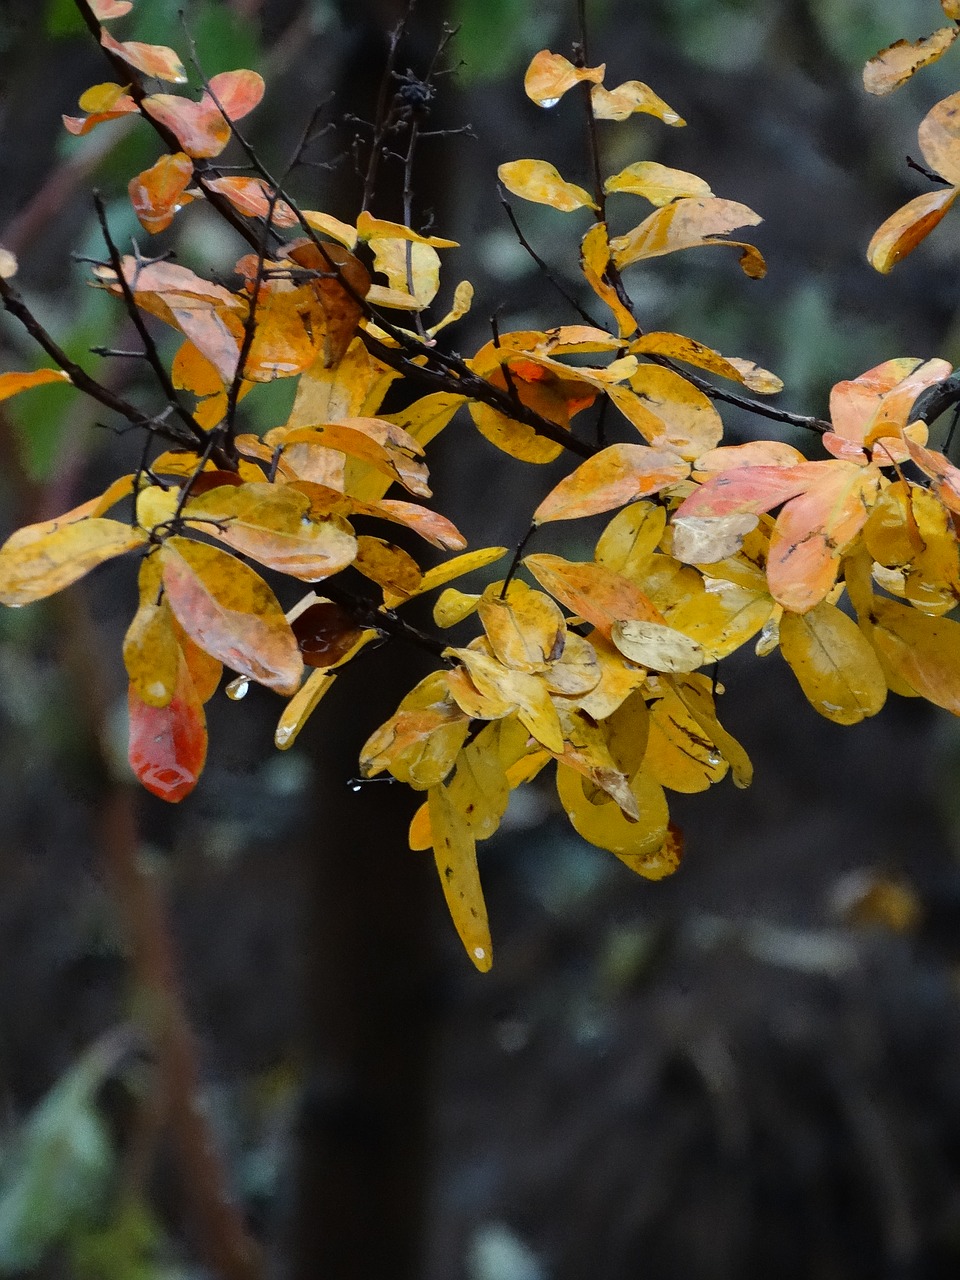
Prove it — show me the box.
[540,96,561,108]
[349,782,362,792]
[821,701,843,714]
[707,750,723,766]
[664,112,680,124]
[225,675,249,700]
[473,946,486,960]
[274,725,293,747]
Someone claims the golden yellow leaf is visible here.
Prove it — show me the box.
[867,186,960,273]
[902,486,960,613]
[498,159,598,213]
[543,631,601,696]
[272,418,430,497]
[590,80,683,125]
[556,763,672,875]
[944,0,960,19]
[524,49,605,106]
[919,90,960,185]
[369,235,441,307]
[444,721,513,840]
[354,535,422,601]
[524,552,663,639]
[645,683,728,793]
[864,27,959,95]
[300,210,358,249]
[124,560,180,709]
[286,337,398,428]
[573,634,648,719]
[580,222,638,338]
[275,669,338,750]
[446,645,563,752]
[595,501,666,577]
[610,198,763,272]
[136,483,179,532]
[869,596,960,713]
[613,363,724,459]
[779,601,887,724]
[434,588,482,627]
[360,670,470,788]
[612,618,705,673]
[668,675,753,788]
[160,537,303,695]
[632,333,783,393]
[428,782,492,972]
[556,705,639,816]
[604,160,712,204]
[533,443,688,525]
[478,580,566,672]
[0,517,146,606]
[356,211,458,249]
[665,579,773,661]
[415,547,508,599]
[427,280,475,336]
[602,687,650,781]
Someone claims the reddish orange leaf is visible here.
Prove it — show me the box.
[204,176,298,227]
[524,553,663,639]
[128,152,194,234]
[142,94,231,158]
[207,69,265,121]
[128,657,207,803]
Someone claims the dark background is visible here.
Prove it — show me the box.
[2,1,960,1277]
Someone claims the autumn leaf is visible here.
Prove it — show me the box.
[533,443,688,524]
[556,763,672,875]
[128,655,207,803]
[428,782,492,972]
[864,28,959,95]
[918,90,960,185]
[0,518,145,606]
[275,668,338,750]
[124,561,180,708]
[591,80,683,125]
[609,363,724,459]
[868,186,960,273]
[631,333,783,393]
[100,30,187,83]
[604,161,712,205]
[477,580,566,672]
[353,535,422,600]
[828,358,950,453]
[129,152,195,235]
[611,619,705,673]
[160,537,303,694]
[523,50,605,107]
[644,681,728,793]
[361,671,469,788]
[0,369,71,401]
[203,177,298,227]
[63,82,138,135]
[498,160,598,213]
[610,198,765,276]
[779,601,886,723]
[595,501,667,577]
[868,598,960,714]
[142,95,230,158]
[524,552,664,639]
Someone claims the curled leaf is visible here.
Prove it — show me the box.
[867,186,960,273]
[129,152,195,235]
[498,160,598,213]
[611,198,764,274]
[524,50,605,106]
[591,81,683,125]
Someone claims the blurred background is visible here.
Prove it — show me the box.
[3,0,960,1276]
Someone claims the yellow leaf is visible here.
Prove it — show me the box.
[301,210,358,249]
[919,91,960,185]
[869,597,960,713]
[136,483,179,532]
[591,80,683,125]
[864,27,959,94]
[356,211,458,249]
[354,534,422,601]
[573,633,647,719]
[416,547,508,599]
[523,50,605,107]
[427,280,475,336]
[429,782,492,971]
[543,631,601,696]
[665,579,773,661]
[645,683,728,792]
[611,198,764,273]
[944,0,960,18]
[612,363,724,459]
[0,517,145,606]
[445,720,513,840]
[286,337,398,427]
[533,443,688,524]
[360,670,470,788]
[604,160,711,204]
[160,537,303,694]
[867,186,960,273]
[556,763,672,875]
[580,222,638,338]
[446,645,564,752]
[478,580,566,672]
[368,235,441,307]
[668,675,753,788]
[779,601,887,724]
[595,501,666,577]
[434,588,482,627]
[612,618,705,673]
[602,687,650,781]
[556,706,640,816]
[275,668,338,750]
[498,159,598,213]
[124,559,180,708]
[632,332,783,394]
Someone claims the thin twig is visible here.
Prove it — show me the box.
[498,188,602,328]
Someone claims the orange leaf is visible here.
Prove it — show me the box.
[160,537,303,694]
[207,69,266,121]
[610,197,764,273]
[864,28,959,95]
[63,82,137,135]
[632,332,783,393]
[282,239,371,368]
[524,552,663,639]
[128,656,207,803]
[591,80,683,125]
[905,437,960,514]
[129,152,194,234]
[533,443,688,524]
[142,94,231,158]
[829,358,950,452]
[353,535,422,600]
[523,50,605,107]
[580,222,638,338]
[867,187,960,273]
[203,176,298,227]
[0,368,70,401]
[100,30,187,83]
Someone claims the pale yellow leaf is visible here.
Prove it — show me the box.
[498,159,598,213]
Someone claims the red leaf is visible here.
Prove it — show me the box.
[128,659,207,802]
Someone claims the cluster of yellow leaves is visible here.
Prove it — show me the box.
[7,24,960,971]
[865,2,960,270]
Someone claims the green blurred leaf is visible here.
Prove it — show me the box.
[45,0,86,38]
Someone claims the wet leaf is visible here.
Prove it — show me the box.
[291,599,366,667]
[275,668,337,750]
[644,682,728,792]
[160,536,303,693]
[498,159,598,212]
[128,656,207,803]
[0,518,145,606]
[523,50,605,106]
[780,601,887,724]
[428,782,492,972]
[123,559,180,708]
[669,675,753,787]
[533,443,688,524]
[556,763,672,874]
